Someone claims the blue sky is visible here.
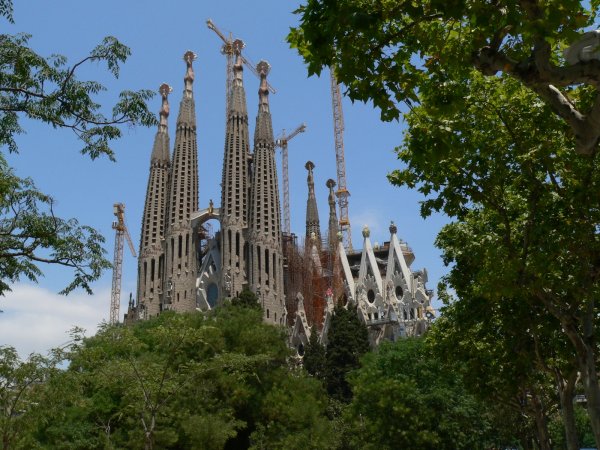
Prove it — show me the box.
[1,0,448,355]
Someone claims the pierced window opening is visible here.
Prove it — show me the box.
[395,285,403,299]
[228,230,232,266]
[265,249,269,285]
[367,289,375,303]
[257,246,262,283]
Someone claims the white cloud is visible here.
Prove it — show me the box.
[0,284,111,357]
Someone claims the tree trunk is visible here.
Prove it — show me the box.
[557,370,579,450]
[564,297,600,448]
[580,343,600,448]
[530,392,552,450]
[552,297,600,448]
[144,414,156,450]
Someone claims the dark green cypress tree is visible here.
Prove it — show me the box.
[325,306,370,402]
[303,325,326,381]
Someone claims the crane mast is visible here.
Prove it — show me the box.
[206,19,276,120]
[330,68,353,251]
[110,203,136,325]
[275,123,307,234]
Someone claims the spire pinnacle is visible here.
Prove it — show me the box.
[158,83,172,133]
[305,160,321,242]
[257,60,271,112]
[306,160,315,188]
[183,50,197,98]
[233,39,245,86]
[327,178,336,206]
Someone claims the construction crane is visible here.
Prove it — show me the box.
[110,203,136,325]
[275,123,307,234]
[206,19,276,119]
[330,68,353,251]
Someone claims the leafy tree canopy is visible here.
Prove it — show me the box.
[231,288,262,310]
[289,0,600,154]
[33,306,334,449]
[0,0,156,295]
[290,1,600,443]
[346,338,493,450]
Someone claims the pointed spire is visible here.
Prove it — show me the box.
[254,60,274,145]
[232,39,245,87]
[229,39,248,117]
[183,50,196,99]
[327,178,338,251]
[257,60,271,113]
[158,83,172,134]
[305,161,321,243]
[177,51,197,127]
[151,83,172,163]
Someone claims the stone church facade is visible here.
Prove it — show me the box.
[131,46,433,345]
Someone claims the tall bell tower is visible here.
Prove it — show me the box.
[137,83,172,319]
[220,40,251,299]
[163,51,199,312]
[247,61,285,324]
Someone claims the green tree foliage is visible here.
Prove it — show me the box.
[0,0,155,296]
[399,71,600,445]
[290,2,600,442]
[34,306,334,449]
[346,338,493,450]
[0,346,61,450]
[231,287,261,310]
[303,325,326,381]
[549,403,597,450]
[289,0,600,154]
[428,296,568,449]
[324,306,369,402]
[249,375,335,449]
[0,154,111,295]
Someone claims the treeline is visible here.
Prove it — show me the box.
[1,300,595,449]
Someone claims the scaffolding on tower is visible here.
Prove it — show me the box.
[110,203,136,325]
[330,67,353,251]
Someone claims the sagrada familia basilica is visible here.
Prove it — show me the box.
[128,43,434,349]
